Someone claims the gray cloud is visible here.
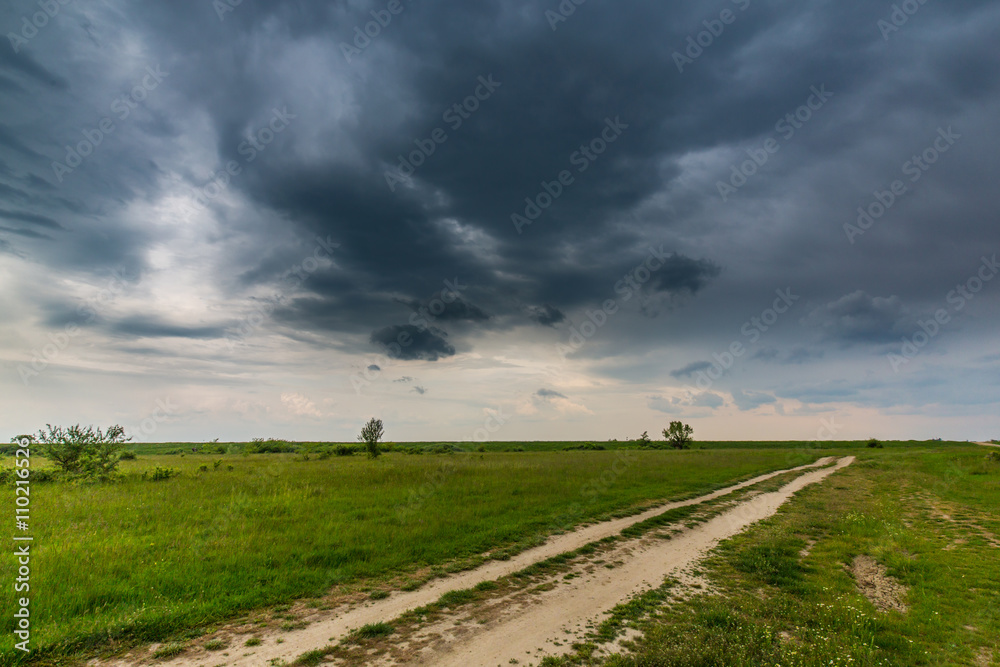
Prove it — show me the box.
[2,0,999,441]
[536,388,567,399]
[731,390,777,412]
[110,318,228,340]
[370,325,456,361]
[753,347,826,364]
[670,361,712,379]
[526,304,566,327]
[803,291,913,345]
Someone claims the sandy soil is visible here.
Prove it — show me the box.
[102,456,842,667]
[850,555,908,613]
[975,441,1000,448]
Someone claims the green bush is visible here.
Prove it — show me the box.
[143,466,179,481]
[866,438,883,448]
[247,438,297,454]
[34,424,130,479]
[335,445,355,457]
[563,442,606,451]
[119,450,137,460]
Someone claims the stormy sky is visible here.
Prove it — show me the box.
[2,0,998,443]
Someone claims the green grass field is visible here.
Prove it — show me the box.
[0,440,989,666]
[0,444,834,664]
[115,439,973,456]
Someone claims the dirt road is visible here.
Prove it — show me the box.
[407,456,854,666]
[109,456,847,667]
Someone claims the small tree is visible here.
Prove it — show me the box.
[663,421,693,450]
[36,424,131,477]
[358,418,385,459]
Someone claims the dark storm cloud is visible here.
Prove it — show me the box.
[648,256,722,296]
[670,361,712,379]
[803,291,913,345]
[526,304,565,327]
[370,324,456,361]
[1,0,999,398]
[401,296,490,323]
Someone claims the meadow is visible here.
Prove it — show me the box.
[0,443,845,664]
[542,446,1000,666]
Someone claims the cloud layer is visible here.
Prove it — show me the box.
[1,0,998,441]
